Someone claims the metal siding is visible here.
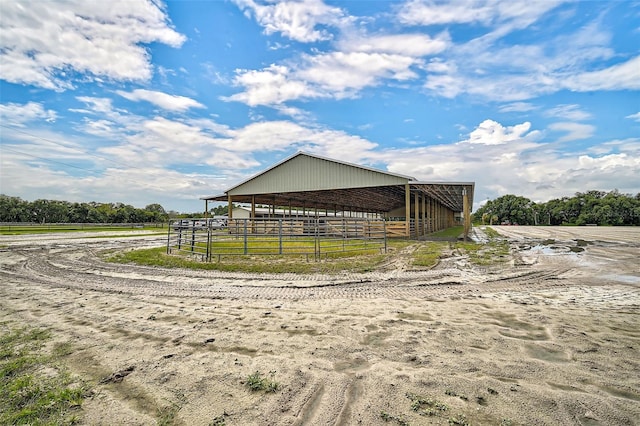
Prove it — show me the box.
[228,155,408,195]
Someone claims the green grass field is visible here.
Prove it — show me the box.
[107,246,388,274]
[0,324,89,425]
[109,229,510,273]
[0,224,166,236]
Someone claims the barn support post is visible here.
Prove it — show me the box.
[426,197,431,233]
[463,187,470,242]
[444,206,453,228]
[251,195,256,233]
[413,192,420,238]
[405,183,410,237]
[446,206,450,229]
[433,201,437,232]
[421,194,426,236]
[273,196,277,218]
[432,199,436,232]
[442,204,446,230]
[227,195,233,219]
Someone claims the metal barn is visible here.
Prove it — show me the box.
[201,152,474,239]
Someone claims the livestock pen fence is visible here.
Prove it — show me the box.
[167,217,387,261]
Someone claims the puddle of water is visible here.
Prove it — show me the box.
[527,245,577,256]
[601,274,640,284]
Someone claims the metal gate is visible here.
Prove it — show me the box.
[167,217,386,261]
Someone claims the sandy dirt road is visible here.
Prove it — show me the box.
[0,226,638,425]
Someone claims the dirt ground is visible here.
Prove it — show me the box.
[0,226,638,425]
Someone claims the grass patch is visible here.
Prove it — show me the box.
[407,392,449,416]
[380,410,409,426]
[426,226,465,240]
[0,225,165,235]
[156,389,187,426]
[106,235,509,273]
[245,371,279,393]
[412,242,449,267]
[454,227,510,266]
[106,246,387,274]
[167,234,385,258]
[455,240,510,266]
[412,238,510,268]
[483,227,501,239]
[0,324,89,425]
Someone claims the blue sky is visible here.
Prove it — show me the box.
[1,0,638,213]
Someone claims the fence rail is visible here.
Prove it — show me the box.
[167,217,387,261]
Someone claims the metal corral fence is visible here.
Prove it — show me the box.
[166,217,387,261]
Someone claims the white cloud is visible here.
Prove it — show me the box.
[404,3,637,102]
[224,65,317,106]
[1,144,230,208]
[368,119,639,208]
[0,102,57,127]
[233,0,347,42]
[545,104,592,121]
[338,33,449,57]
[466,120,534,145]
[81,119,118,139]
[397,0,493,26]
[3,111,639,211]
[563,56,640,92]
[626,112,640,122]
[299,51,419,93]
[226,51,423,107]
[116,89,204,112]
[548,122,596,142]
[397,0,562,29]
[71,96,135,138]
[498,102,537,113]
[73,97,118,115]
[424,59,456,73]
[100,116,242,168]
[227,0,631,107]
[0,0,185,90]
[225,120,378,163]
[226,12,451,108]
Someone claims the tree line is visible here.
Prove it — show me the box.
[474,190,640,226]
[0,195,170,224]
[4,191,638,226]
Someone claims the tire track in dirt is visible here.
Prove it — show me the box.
[3,246,574,302]
[1,231,639,426]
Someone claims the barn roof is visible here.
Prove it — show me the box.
[202,152,474,213]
